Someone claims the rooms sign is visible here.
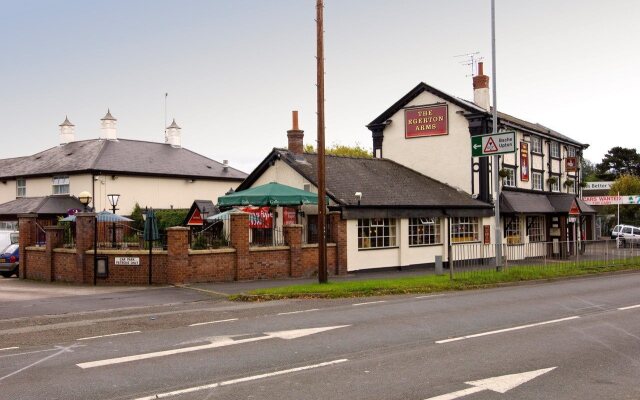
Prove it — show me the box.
[404,104,448,138]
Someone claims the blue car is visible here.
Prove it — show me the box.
[0,243,19,278]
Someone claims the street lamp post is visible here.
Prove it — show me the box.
[107,194,120,249]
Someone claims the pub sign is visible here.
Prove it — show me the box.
[520,142,530,182]
[405,104,448,138]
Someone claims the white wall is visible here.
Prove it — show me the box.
[381,91,473,192]
[0,173,240,215]
[92,175,239,213]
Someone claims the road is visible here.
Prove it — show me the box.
[1,273,640,399]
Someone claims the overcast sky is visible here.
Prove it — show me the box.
[2,0,638,173]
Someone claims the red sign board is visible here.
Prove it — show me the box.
[569,200,580,215]
[283,207,297,225]
[520,142,529,182]
[187,209,204,226]
[241,206,273,229]
[483,225,491,244]
[566,157,577,172]
[405,104,448,138]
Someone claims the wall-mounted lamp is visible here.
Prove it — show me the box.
[78,191,92,212]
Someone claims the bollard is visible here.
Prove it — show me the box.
[435,255,443,276]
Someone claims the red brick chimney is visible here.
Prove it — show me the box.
[473,62,490,111]
[287,111,304,154]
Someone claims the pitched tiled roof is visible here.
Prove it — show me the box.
[0,139,247,181]
[368,82,587,148]
[261,149,491,209]
[0,196,85,217]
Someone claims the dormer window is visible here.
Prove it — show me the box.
[52,175,70,195]
[16,178,26,198]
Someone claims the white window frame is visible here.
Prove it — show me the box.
[567,147,576,158]
[551,177,560,192]
[532,136,542,153]
[550,142,560,158]
[52,175,70,195]
[358,218,397,249]
[450,217,480,243]
[532,172,543,191]
[503,167,516,188]
[505,216,522,245]
[528,216,546,243]
[409,217,442,246]
[16,178,26,198]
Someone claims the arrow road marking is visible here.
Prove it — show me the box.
[424,367,556,400]
[76,325,349,369]
[132,359,348,400]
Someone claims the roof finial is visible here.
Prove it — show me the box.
[101,109,116,121]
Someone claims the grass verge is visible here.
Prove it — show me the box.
[230,258,640,301]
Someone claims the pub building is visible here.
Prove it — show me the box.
[367,62,595,257]
[238,63,594,271]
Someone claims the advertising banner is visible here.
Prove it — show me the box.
[582,195,640,206]
[405,104,448,138]
[283,207,297,225]
[241,206,273,229]
[520,142,529,182]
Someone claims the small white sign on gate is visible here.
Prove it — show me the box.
[114,257,140,266]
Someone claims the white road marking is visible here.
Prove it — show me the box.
[436,316,580,344]
[353,300,387,306]
[0,344,80,382]
[189,318,238,327]
[132,359,348,400]
[424,367,556,400]
[0,347,19,351]
[415,294,444,299]
[618,304,640,311]
[77,331,141,341]
[277,309,319,315]
[77,325,350,369]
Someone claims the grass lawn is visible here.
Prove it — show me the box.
[230,258,640,301]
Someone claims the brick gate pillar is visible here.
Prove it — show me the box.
[230,212,250,281]
[167,227,190,284]
[75,213,96,284]
[283,224,303,277]
[17,213,37,279]
[329,211,348,275]
[43,226,64,282]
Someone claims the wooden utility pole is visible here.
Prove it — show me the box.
[316,0,328,283]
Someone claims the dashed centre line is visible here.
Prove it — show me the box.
[132,359,348,400]
[278,309,319,316]
[0,347,19,352]
[77,331,141,341]
[436,316,580,344]
[189,318,238,327]
[618,304,640,311]
[353,300,387,306]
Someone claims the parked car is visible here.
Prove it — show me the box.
[617,226,640,248]
[611,224,636,240]
[0,243,19,278]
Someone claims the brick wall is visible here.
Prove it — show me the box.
[24,248,47,281]
[53,250,77,282]
[189,250,236,282]
[19,210,348,285]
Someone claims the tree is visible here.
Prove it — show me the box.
[595,147,640,180]
[303,142,372,158]
[580,158,598,182]
[607,174,640,226]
